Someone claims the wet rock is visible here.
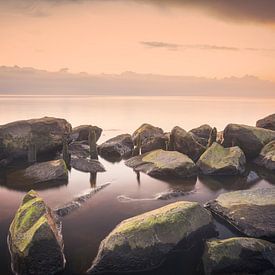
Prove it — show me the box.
[0,117,72,162]
[70,125,102,142]
[203,237,275,275]
[70,158,105,173]
[197,142,246,176]
[125,149,197,178]
[141,134,168,154]
[205,187,275,241]
[132,123,164,145]
[68,141,90,158]
[87,201,214,274]
[254,140,275,171]
[190,124,212,140]
[8,190,65,275]
[98,134,134,160]
[256,113,275,131]
[222,124,275,159]
[170,126,206,161]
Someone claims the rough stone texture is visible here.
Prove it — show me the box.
[125,149,197,178]
[197,142,246,176]
[256,113,275,131]
[222,124,275,159]
[205,188,275,241]
[0,117,72,162]
[98,134,134,159]
[203,237,275,275]
[170,126,206,161]
[70,125,102,142]
[190,124,212,140]
[68,141,90,158]
[70,157,105,173]
[254,140,275,171]
[87,201,213,274]
[141,134,168,154]
[8,190,65,275]
[132,123,164,145]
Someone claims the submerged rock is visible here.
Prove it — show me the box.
[203,237,275,275]
[125,149,197,178]
[222,124,275,159]
[256,113,275,131]
[197,142,246,176]
[0,117,72,163]
[170,126,206,161]
[8,190,65,275]
[87,201,214,274]
[70,125,102,142]
[98,134,134,160]
[254,140,275,171]
[70,157,105,173]
[205,187,275,241]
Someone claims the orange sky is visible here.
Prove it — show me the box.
[1,1,275,81]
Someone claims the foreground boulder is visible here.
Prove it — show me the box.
[256,113,275,131]
[132,123,163,145]
[203,237,275,275]
[197,142,246,175]
[8,190,65,275]
[0,117,72,162]
[70,125,102,142]
[254,140,275,171]
[87,201,214,274]
[222,124,275,159]
[98,134,134,160]
[125,149,197,178]
[170,126,206,161]
[205,187,275,241]
[70,157,105,173]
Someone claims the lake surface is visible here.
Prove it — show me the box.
[0,95,274,275]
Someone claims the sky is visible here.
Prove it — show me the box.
[1,0,275,81]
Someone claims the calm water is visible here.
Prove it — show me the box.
[0,96,274,275]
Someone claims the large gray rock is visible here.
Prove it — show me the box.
[70,158,105,173]
[0,117,72,162]
[222,124,275,159]
[170,126,206,161]
[140,134,169,154]
[87,201,214,274]
[98,134,134,159]
[254,140,275,171]
[8,190,65,275]
[203,237,275,275]
[256,113,275,131]
[70,125,102,142]
[125,149,197,178]
[197,142,246,175]
[205,188,275,241]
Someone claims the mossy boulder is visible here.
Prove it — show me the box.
[125,149,197,178]
[70,125,102,142]
[87,201,214,274]
[205,187,275,241]
[0,117,72,163]
[256,113,275,131]
[197,142,246,175]
[222,124,275,159]
[170,126,206,161]
[8,190,65,275]
[203,237,275,275]
[254,140,275,171]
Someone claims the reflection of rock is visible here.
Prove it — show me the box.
[132,123,163,145]
[8,190,65,275]
[87,201,214,274]
[203,237,275,275]
[205,187,275,241]
[54,183,110,217]
[0,117,72,163]
[98,134,134,160]
[71,158,105,173]
[254,140,275,171]
[197,143,246,176]
[256,113,275,131]
[222,124,275,159]
[70,125,102,142]
[125,149,197,178]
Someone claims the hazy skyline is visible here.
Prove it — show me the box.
[1,0,275,81]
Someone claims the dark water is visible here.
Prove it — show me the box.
[0,96,274,275]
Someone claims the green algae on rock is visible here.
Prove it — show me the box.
[125,149,197,178]
[8,190,65,275]
[87,201,214,274]
[203,237,275,275]
[197,142,246,175]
